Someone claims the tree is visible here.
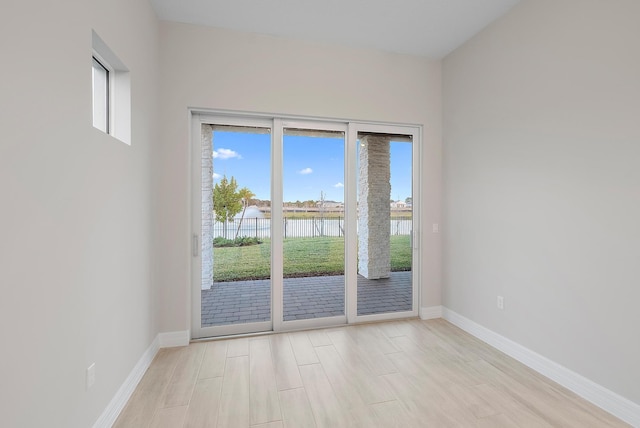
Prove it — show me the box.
[213,175,242,238]
[234,187,256,239]
[405,197,412,206]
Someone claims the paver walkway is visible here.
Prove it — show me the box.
[201,271,412,326]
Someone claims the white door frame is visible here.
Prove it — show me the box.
[347,122,421,324]
[275,119,349,333]
[190,113,274,339]
[190,110,421,339]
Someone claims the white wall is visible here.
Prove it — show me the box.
[155,23,443,332]
[0,1,159,426]
[443,0,640,405]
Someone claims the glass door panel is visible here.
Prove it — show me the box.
[200,124,272,332]
[356,132,413,316]
[282,128,345,322]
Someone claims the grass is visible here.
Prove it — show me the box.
[213,235,411,281]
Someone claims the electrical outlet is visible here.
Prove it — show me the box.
[432,223,439,233]
[86,363,96,390]
[497,296,504,310]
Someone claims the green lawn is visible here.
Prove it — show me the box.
[213,235,411,281]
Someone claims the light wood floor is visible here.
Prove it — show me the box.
[114,319,628,427]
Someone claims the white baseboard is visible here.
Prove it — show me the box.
[158,330,190,347]
[92,330,191,427]
[419,305,443,320]
[92,336,160,428]
[442,308,640,427]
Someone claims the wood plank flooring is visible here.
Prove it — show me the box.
[114,319,629,427]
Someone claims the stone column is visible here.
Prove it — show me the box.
[358,135,391,279]
[201,125,213,290]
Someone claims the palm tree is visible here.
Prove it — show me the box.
[234,187,256,239]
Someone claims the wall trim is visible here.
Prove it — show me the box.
[92,336,160,428]
[158,330,190,347]
[92,330,190,428]
[419,305,443,320]
[442,308,640,427]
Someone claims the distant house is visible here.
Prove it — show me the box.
[390,200,406,209]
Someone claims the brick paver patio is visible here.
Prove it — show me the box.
[201,271,412,326]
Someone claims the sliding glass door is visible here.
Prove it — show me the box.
[355,131,414,318]
[192,118,274,337]
[279,123,347,330]
[192,114,419,338]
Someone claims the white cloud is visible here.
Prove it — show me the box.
[212,172,221,180]
[333,182,344,188]
[212,148,241,159]
[298,167,313,175]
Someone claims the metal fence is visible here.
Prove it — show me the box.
[213,217,412,239]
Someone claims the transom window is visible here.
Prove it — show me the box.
[91,30,131,145]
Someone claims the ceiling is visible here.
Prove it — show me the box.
[150,0,521,58]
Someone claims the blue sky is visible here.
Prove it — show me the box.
[212,131,412,203]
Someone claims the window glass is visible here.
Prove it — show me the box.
[92,57,108,133]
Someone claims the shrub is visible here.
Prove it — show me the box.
[213,236,262,247]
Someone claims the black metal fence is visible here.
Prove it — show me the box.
[213,216,412,239]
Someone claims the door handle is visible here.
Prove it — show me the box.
[193,234,199,257]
